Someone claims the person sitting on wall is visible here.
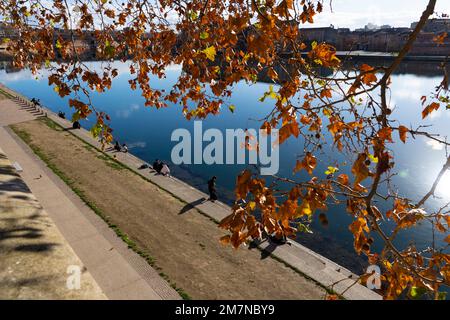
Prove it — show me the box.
[72,120,81,129]
[269,232,287,245]
[114,141,121,152]
[122,143,128,153]
[152,159,163,174]
[58,111,66,119]
[160,163,171,177]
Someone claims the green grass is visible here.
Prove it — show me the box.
[10,120,191,300]
[96,154,124,171]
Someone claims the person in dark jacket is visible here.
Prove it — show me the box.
[114,141,121,152]
[72,120,81,129]
[152,159,163,174]
[208,176,218,201]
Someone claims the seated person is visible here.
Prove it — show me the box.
[122,143,128,153]
[114,141,121,152]
[58,111,66,119]
[152,159,163,174]
[269,232,287,245]
[160,163,170,176]
[72,121,81,129]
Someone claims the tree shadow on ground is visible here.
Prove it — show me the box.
[14,242,59,252]
[0,177,32,194]
[0,226,43,242]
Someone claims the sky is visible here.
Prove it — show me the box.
[307,0,450,30]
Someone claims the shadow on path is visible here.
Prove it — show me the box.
[179,197,207,215]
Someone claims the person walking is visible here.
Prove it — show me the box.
[208,176,218,202]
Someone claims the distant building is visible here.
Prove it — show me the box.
[411,18,450,33]
[299,20,449,56]
[300,25,411,52]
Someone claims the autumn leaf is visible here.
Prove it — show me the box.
[235,170,252,200]
[368,154,378,163]
[337,174,349,185]
[294,152,317,175]
[320,88,332,99]
[351,153,371,186]
[398,126,408,143]
[445,235,450,244]
[422,102,440,119]
[433,32,448,45]
[377,127,393,142]
[298,201,312,216]
[360,64,378,85]
[202,46,216,61]
[325,166,339,175]
[267,68,279,80]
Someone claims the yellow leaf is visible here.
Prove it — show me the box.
[202,46,216,61]
[325,166,339,175]
[368,154,378,163]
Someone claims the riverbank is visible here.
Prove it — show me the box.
[10,117,329,299]
[0,84,381,299]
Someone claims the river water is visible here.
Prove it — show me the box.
[1,60,449,274]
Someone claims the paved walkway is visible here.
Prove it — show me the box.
[0,89,180,299]
[0,84,381,299]
[0,146,106,299]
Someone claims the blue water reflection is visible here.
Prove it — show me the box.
[1,61,448,274]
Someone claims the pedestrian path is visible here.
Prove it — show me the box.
[0,145,106,299]
[0,87,181,300]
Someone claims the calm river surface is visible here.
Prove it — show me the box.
[1,60,449,274]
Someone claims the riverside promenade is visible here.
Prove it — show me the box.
[0,84,381,300]
[0,146,106,299]
[0,88,180,299]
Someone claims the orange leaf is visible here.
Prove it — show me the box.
[351,153,371,186]
[445,235,450,244]
[294,152,317,175]
[337,174,349,185]
[377,127,393,142]
[398,126,408,143]
[422,102,440,119]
